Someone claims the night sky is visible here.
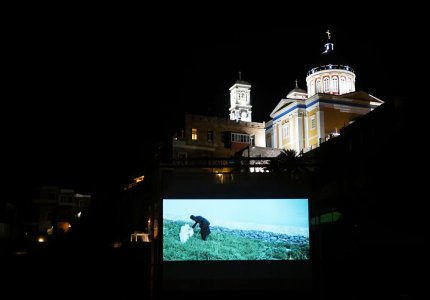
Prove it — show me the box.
[4,15,420,202]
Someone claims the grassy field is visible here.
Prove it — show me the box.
[163,219,309,261]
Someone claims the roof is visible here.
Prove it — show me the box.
[235,80,251,85]
[286,88,307,99]
[341,91,384,103]
[270,99,296,118]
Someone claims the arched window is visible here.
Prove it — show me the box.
[311,80,315,95]
[347,78,352,92]
[340,77,346,94]
[323,77,330,93]
[332,76,339,94]
[316,79,322,93]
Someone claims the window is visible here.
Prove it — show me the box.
[332,76,339,93]
[191,128,198,140]
[231,132,251,144]
[178,152,187,159]
[323,77,330,93]
[310,115,316,129]
[316,79,322,93]
[340,77,346,94]
[282,122,289,138]
[347,78,352,92]
[207,130,214,143]
[60,196,72,204]
[266,133,272,147]
[310,80,315,95]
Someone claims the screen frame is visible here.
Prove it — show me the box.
[158,171,312,293]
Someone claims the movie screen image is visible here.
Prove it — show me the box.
[163,199,309,261]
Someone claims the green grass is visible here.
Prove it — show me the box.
[163,219,309,261]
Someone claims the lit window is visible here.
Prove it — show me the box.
[323,77,330,93]
[311,81,315,95]
[332,76,338,93]
[340,77,346,94]
[316,79,322,93]
[310,115,316,129]
[191,128,198,140]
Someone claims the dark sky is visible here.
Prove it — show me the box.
[4,15,420,200]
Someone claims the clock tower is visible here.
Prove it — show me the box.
[229,72,252,122]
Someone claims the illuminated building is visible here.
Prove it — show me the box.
[172,75,265,160]
[265,30,383,154]
[172,30,384,163]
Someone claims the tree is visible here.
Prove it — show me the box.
[266,149,299,173]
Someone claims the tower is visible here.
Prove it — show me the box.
[306,30,356,97]
[229,72,252,122]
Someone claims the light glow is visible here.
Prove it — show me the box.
[134,175,144,183]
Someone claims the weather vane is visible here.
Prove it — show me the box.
[326,29,331,40]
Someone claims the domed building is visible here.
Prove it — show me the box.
[265,30,383,153]
[306,30,356,97]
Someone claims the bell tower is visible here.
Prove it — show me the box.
[229,72,252,122]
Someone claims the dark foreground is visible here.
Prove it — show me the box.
[3,238,426,300]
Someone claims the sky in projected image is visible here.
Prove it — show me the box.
[164,199,309,237]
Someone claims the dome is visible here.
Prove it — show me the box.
[306,30,356,97]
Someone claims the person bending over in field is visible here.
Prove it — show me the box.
[190,215,211,241]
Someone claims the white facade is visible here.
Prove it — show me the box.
[306,68,356,97]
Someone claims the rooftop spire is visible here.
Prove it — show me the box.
[322,29,334,54]
[238,71,242,81]
[326,29,331,40]
[295,79,298,88]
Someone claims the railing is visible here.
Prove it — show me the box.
[307,64,354,76]
[160,157,319,171]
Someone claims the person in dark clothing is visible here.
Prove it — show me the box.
[190,215,211,240]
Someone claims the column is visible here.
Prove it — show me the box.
[316,110,325,145]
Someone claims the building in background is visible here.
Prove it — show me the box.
[25,186,91,239]
[173,76,266,160]
[266,31,383,154]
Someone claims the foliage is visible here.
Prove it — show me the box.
[266,149,299,172]
[163,219,309,261]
